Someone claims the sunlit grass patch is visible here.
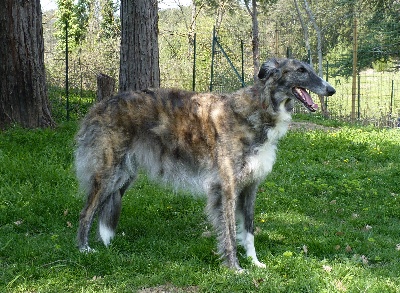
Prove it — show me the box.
[1,121,400,292]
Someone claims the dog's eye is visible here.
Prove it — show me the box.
[297,67,306,73]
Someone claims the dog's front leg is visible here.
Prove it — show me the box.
[237,183,266,268]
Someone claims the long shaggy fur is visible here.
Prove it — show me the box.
[75,58,335,270]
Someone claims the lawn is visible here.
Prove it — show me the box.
[1,118,400,292]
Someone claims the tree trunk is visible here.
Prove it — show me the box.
[293,0,312,68]
[97,73,115,101]
[244,0,260,82]
[119,0,160,91]
[251,0,260,82]
[215,4,225,32]
[0,0,54,129]
[303,0,328,117]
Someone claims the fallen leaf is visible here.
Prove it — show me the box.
[323,265,332,272]
[361,255,369,265]
[67,221,72,228]
[14,220,23,226]
[91,276,102,281]
[335,279,347,292]
[345,245,352,252]
[253,278,264,288]
[202,231,213,238]
[364,225,372,231]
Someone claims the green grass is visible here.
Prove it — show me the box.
[1,120,400,292]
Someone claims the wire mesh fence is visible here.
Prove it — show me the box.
[43,6,400,127]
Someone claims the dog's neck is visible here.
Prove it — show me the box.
[230,83,292,137]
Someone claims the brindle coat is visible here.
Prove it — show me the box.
[75,58,335,270]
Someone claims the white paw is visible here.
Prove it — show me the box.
[79,246,97,253]
[253,260,266,268]
[235,267,248,274]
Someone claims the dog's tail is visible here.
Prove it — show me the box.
[75,120,102,195]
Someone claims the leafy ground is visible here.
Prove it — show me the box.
[1,118,400,292]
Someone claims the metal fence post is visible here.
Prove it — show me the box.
[192,33,196,92]
[357,72,361,119]
[241,40,244,87]
[390,80,394,117]
[351,14,358,121]
[325,60,329,110]
[65,19,70,121]
[209,27,216,92]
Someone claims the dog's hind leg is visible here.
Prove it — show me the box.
[237,182,266,268]
[206,183,241,271]
[78,176,104,252]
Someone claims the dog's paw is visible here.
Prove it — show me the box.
[79,246,97,253]
[235,267,248,274]
[252,260,266,269]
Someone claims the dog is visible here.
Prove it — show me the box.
[75,58,335,271]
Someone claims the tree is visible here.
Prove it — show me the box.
[100,0,119,39]
[244,0,260,81]
[302,0,328,117]
[0,0,54,129]
[244,0,278,81]
[55,0,91,50]
[293,0,312,67]
[119,0,160,91]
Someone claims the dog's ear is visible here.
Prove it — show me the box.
[258,58,282,81]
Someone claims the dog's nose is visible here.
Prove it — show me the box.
[327,85,336,96]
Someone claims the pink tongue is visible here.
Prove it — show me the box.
[297,88,318,109]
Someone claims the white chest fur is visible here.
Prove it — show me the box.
[247,104,291,180]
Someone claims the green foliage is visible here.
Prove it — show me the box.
[372,58,393,72]
[45,0,398,94]
[43,1,399,125]
[1,117,400,291]
[46,0,120,91]
[100,0,119,39]
[55,0,91,50]
[47,85,95,123]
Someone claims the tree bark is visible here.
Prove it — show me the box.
[244,0,260,82]
[119,0,160,91]
[293,0,312,68]
[97,73,115,101]
[0,0,54,129]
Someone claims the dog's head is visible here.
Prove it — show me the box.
[257,58,335,112]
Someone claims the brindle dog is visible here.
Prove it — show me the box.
[75,58,335,271]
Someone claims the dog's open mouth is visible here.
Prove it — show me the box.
[293,87,318,112]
